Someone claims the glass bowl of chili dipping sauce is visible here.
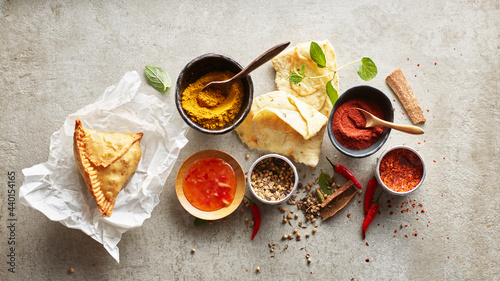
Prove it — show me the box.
[328,85,394,158]
[248,154,298,205]
[175,150,246,220]
[175,53,254,135]
[376,145,426,196]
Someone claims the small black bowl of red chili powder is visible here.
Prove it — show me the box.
[376,145,426,196]
[328,85,394,158]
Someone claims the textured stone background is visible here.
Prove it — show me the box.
[0,0,499,280]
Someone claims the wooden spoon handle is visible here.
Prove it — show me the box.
[376,118,424,135]
[230,42,290,82]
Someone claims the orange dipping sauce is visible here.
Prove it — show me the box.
[183,156,237,211]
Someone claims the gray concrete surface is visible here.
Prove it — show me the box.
[1,0,499,280]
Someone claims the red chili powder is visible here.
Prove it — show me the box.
[332,98,384,150]
[379,148,424,192]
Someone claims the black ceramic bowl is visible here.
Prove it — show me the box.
[327,85,394,158]
[175,53,254,134]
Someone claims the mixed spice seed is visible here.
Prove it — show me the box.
[250,157,295,202]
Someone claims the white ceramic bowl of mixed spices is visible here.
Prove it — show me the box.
[248,154,298,205]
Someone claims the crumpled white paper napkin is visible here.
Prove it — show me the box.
[19,71,189,262]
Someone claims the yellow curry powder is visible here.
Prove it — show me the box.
[181,71,244,130]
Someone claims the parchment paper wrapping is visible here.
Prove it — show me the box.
[19,71,189,262]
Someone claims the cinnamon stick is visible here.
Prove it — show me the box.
[320,180,358,221]
[386,68,425,124]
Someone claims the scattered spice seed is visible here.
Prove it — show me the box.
[69,268,75,273]
[365,258,370,262]
[191,248,196,254]
[256,267,260,273]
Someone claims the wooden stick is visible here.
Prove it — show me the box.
[386,68,426,124]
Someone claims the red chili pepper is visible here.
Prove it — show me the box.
[250,204,261,240]
[362,192,382,239]
[326,157,362,189]
[362,202,379,239]
[246,196,261,240]
[364,178,378,215]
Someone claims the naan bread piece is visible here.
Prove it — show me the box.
[286,95,328,139]
[235,91,327,167]
[235,91,295,149]
[251,110,325,167]
[272,40,339,117]
[73,119,142,217]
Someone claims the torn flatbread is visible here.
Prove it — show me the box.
[235,91,327,166]
[272,39,339,117]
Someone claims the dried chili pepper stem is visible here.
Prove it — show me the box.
[245,195,261,240]
[362,192,383,239]
[326,157,362,189]
[364,178,378,215]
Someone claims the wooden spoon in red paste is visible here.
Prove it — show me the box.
[356,108,424,135]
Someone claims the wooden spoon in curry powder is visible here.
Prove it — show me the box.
[197,41,290,107]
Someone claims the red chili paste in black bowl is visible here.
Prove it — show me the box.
[327,86,393,158]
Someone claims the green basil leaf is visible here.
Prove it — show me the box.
[288,72,304,84]
[326,79,338,105]
[145,65,171,93]
[309,42,327,68]
[357,57,377,81]
[194,218,208,226]
[319,171,332,195]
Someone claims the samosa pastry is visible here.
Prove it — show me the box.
[73,119,142,217]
